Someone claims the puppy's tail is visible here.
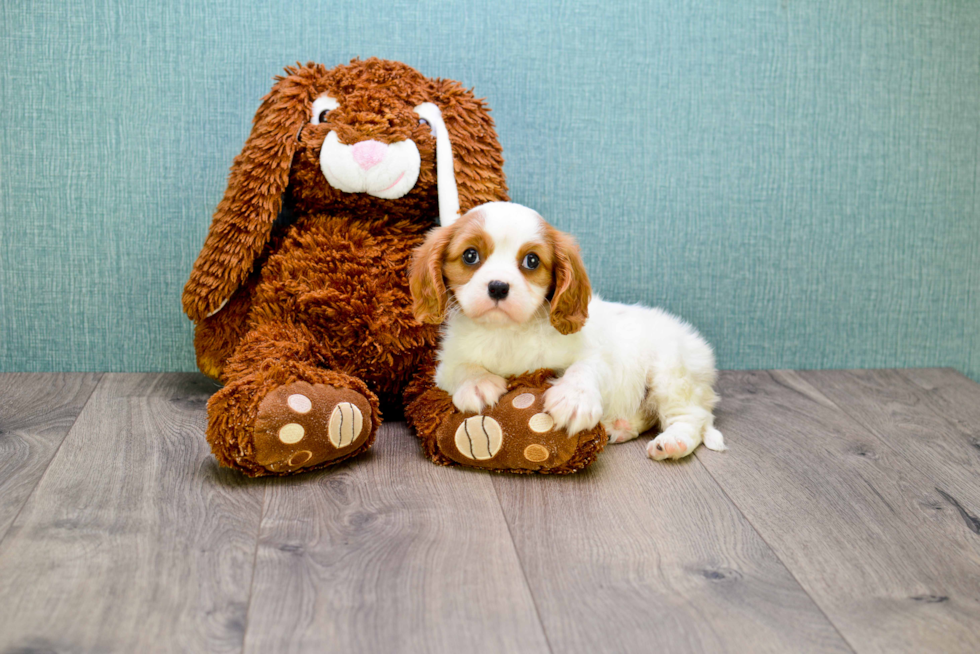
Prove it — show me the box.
[703,427,727,452]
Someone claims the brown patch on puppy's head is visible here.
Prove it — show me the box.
[441,209,494,292]
[516,237,554,290]
[410,209,501,324]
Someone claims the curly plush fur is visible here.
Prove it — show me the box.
[184,59,508,476]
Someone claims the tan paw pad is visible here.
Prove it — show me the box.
[512,393,535,409]
[287,393,312,414]
[454,416,503,460]
[278,423,305,444]
[528,413,555,433]
[328,402,363,448]
[523,444,550,462]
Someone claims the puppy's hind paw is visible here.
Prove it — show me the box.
[647,424,699,461]
[604,418,639,444]
[452,374,508,414]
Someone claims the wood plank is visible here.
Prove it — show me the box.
[0,373,264,654]
[700,370,980,654]
[491,438,853,653]
[897,368,980,450]
[802,369,980,538]
[0,372,102,542]
[243,422,551,654]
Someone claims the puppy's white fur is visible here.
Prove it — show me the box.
[418,202,725,460]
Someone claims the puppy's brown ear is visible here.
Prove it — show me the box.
[548,228,591,335]
[430,79,509,214]
[182,64,323,322]
[409,225,455,324]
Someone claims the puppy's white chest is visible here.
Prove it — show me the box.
[439,318,582,379]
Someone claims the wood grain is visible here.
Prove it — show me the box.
[0,373,265,654]
[701,370,980,654]
[897,368,980,453]
[0,372,102,543]
[242,422,551,654]
[802,369,980,543]
[3,370,980,653]
[491,438,853,653]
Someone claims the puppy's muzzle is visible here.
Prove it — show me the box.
[488,280,510,301]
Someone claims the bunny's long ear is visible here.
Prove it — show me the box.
[182,68,313,322]
[424,79,509,223]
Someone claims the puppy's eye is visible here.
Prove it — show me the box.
[522,253,540,270]
[462,248,480,265]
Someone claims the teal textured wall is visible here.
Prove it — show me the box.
[1,1,978,378]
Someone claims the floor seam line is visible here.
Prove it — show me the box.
[693,451,859,654]
[490,478,556,654]
[692,371,860,654]
[239,481,269,654]
[0,372,106,551]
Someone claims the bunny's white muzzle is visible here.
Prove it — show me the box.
[320,131,421,200]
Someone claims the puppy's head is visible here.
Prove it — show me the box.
[410,202,591,335]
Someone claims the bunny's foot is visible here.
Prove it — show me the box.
[406,369,608,474]
[205,369,380,477]
[252,381,373,474]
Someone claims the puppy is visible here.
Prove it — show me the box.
[410,202,725,460]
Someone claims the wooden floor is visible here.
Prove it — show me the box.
[1,370,979,653]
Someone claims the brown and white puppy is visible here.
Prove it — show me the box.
[410,201,726,460]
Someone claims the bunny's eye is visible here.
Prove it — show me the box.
[310,95,339,125]
[419,117,430,128]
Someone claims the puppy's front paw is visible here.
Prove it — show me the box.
[544,380,603,435]
[452,374,508,414]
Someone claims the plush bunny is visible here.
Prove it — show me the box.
[183,59,509,475]
[184,58,605,476]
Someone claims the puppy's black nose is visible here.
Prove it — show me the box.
[487,280,510,301]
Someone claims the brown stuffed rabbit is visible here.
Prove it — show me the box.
[183,59,508,476]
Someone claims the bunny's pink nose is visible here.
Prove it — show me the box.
[351,140,388,170]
